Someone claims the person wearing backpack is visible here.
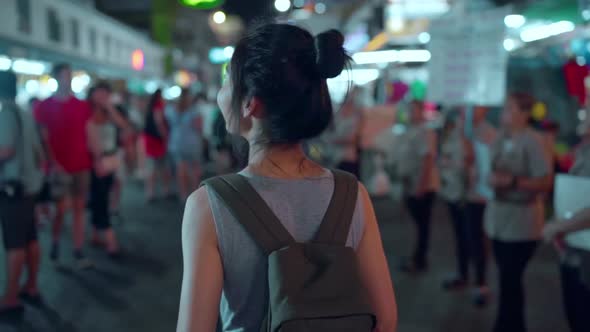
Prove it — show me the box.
[0,71,45,319]
[177,24,397,332]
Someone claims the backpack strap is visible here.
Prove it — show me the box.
[202,174,295,255]
[313,170,359,245]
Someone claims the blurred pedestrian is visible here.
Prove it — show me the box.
[330,87,364,178]
[438,111,470,290]
[214,106,240,172]
[397,100,440,273]
[86,83,124,258]
[168,88,203,202]
[34,63,94,269]
[177,24,397,332]
[110,91,136,219]
[142,89,172,201]
[486,92,552,332]
[462,105,497,307]
[543,112,590,332]
[0,71,44,318]
[28,96,53,226]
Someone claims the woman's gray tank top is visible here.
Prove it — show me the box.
[206,169,366,332]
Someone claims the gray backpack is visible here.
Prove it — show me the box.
[203,170,376,332]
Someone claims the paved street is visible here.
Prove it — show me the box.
[0,182,568,332]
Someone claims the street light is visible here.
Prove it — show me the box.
[213,11,226,24]
[314,2,326,14]
[275,0,291,13]
[418,32,431,44]
[504,15,525,29]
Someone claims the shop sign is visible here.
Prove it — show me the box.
[427,6,510,106]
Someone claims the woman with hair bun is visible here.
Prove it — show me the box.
[177,24,397,332]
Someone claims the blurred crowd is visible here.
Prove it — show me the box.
[323,91,590,332]
[0,62,237,320]
[2,58,590,332]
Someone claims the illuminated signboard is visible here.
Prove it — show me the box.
[132,49,145,71]
[180,0,224,9]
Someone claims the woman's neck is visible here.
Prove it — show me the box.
[246,143,324,179]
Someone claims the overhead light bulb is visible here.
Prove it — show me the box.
[212,11,226,24]
[0,56,12,71]
[315,2,326,14]
[274,0,291,13]
[504,15,526,28]
[223,46,234,58]
[503,39,516,51]
[520,21,575,42]
[418,32,431,44]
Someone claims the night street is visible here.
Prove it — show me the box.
[0,182,568,332]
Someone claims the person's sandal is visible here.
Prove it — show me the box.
[399,257,428,274]
[0,305,24,321]
[442,277,468,291]
[108,250,123,261]
[19,291,43,307]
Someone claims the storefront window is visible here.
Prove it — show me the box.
[47,8,61,42]
[71,19,80,48]
[89,28,97,53]
[17,0,31,34]
[104,34,111,58]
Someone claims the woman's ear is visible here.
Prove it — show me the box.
[242,96,264,119]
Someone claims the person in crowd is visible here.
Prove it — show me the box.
[397,100,440,273]
[485,92,552,332]
[0,71,44,318]
[538,120,561,172]
[438,110,470,290]
[142,89,172,201]
[543,112,590,332]
[168,88,203,202]
[130,94,148,180]
[211,104,240,173]
[328,87,363,178]
[86,83,124,258]
[457,105,497,306]
[113,90,138,176]
[28,97,40,113]
[34,63,94,269]
[177,24,397,332]
[28,96,53,226]
[195,93,215,164]
[109,91,137,219]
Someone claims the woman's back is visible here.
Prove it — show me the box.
[177,23,396,332]
[208,170,365,332]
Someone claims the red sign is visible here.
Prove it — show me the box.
[132,49,144,71]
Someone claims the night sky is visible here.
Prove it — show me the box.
[223,0,276,24]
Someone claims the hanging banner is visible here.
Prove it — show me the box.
[427,6,510,106]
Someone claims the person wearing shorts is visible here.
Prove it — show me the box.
[34,63,94,269]
[142,89,172,201]
[168,89,203,202]
[0,71,44,319]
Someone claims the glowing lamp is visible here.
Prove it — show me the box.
[132,49,145,71]
[180,0,224,9]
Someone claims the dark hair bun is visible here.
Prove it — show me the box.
[230,24,350,145]
[315,29,348,79]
